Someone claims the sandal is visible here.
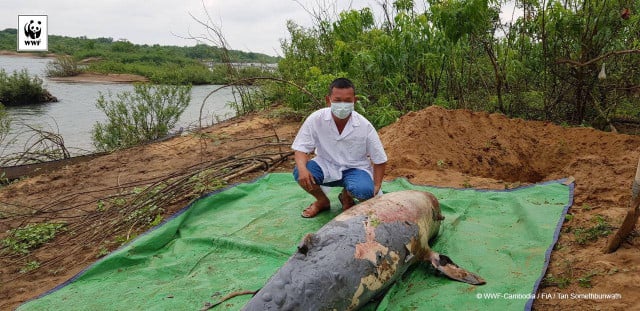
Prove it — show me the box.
[301,202,330,218]
[338,190,355,211]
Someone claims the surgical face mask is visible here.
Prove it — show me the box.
[331,102,354,119]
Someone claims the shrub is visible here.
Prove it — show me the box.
[45,55,83,77]
[0,69,55,105]
[92,83,192,151]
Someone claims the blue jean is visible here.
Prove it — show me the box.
[293,160,374,201]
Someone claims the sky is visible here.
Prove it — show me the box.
[2,1,519,57]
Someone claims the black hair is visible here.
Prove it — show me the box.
[328,77,355,95]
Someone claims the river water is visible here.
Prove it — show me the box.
[0,55,236,156]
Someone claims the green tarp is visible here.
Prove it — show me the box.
[19,173,573,311]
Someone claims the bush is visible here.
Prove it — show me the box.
[92,84,192,151]
[0,69,56,105]
[45,55,83,77]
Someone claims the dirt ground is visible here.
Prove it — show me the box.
[1,106,638,310]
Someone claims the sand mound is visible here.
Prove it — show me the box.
[381,106,639,197]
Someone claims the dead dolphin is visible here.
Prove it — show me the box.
[242,190,485,310]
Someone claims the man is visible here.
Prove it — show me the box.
[292,78,388,218]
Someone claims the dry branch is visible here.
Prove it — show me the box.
[0,125,71,166]
[556,49,640,67]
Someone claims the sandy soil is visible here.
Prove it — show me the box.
[1,106,639,310]
[47,72,149,83]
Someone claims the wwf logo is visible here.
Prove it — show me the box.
[24,20,42,39]
[17,15,48,51]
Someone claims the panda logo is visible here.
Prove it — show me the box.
[24,20,42,39]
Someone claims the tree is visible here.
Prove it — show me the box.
[276,0,640,127]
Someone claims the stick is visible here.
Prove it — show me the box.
[603,156,640,253]
[200,290,257,310]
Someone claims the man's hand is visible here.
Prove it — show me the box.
[374,183,382,196]
[297,167,316,191]
[295,151,316,192]
[373,162,387,196]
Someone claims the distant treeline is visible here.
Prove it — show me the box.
[0,28,279,84]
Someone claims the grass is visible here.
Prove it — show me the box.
[543,259,575,289]
[573,215,614,245]
[577,270,601,288]
[543,273,571,289]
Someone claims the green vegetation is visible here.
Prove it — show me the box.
[125,204,164,227]
[543,273,571,289]
[544,262,602,289]
[1,28,279,85]
[543,259,575,289]
[92,83,192,151]
[270,0,640,128]
[188,171,227,197]
[20,260,41,273]
[1,222,66,255]
[45,55,82,77]
[0,69,55,105]
[577,270,600,288]
[573,215,614,245]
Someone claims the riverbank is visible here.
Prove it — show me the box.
[48,72,149,83]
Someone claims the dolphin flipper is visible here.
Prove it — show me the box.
[428,252,486,285]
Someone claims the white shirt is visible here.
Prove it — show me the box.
[291,108,388,183]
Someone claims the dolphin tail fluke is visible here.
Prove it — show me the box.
[427,252,486,285]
